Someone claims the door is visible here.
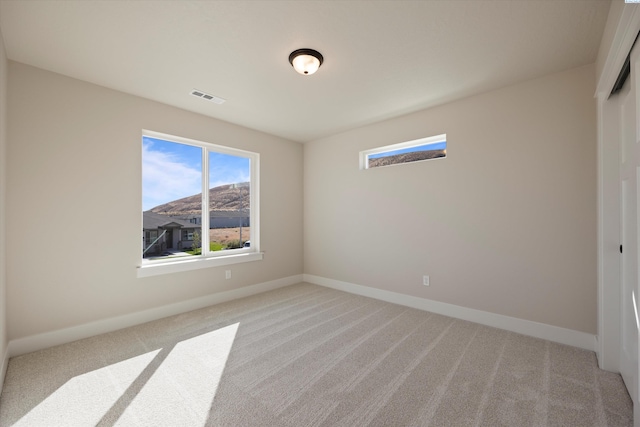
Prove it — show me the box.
[166,227,173,250]
[620,42,640,415]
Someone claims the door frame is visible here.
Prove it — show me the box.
[596,3,640,373]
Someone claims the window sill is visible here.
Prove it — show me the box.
[137,252,264,278]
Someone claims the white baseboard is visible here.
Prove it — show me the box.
[304,274,596,352]
[8,274,303,357]
[7,273,596,358]
[0,345,8,391]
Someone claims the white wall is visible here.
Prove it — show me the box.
[305,64,597,334]
[0,16,8,384]
[2,58,599,353]
[6,62,303,343]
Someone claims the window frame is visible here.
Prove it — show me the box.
[359,133,447,170]
[138,130,262,278]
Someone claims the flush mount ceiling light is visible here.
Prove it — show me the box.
[289,48,323,75]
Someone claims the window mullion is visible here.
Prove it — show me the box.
[250,157,258,251]
[201,147,210,256]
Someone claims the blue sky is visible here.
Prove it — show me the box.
[368,141,446,159]
[142,136,250,211]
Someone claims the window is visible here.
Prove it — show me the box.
[144,230,159,255]
[360,134,446,169]
[139,130,261,277]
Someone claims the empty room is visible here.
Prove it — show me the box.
[0,0,637,426]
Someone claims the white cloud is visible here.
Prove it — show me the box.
[210,170,250,189]
[142,143,201,210]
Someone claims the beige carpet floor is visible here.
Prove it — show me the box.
[0,283,633,426]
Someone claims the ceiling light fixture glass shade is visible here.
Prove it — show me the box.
[289,48,323,75]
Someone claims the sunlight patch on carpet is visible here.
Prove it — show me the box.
[13,350,161,426]
[114,323,239,426]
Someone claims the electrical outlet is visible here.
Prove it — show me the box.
[225,270,232,279]
[423,275,430,286]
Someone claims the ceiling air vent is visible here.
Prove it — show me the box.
[190,89,226,105]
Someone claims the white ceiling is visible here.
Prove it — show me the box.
[0,0,611,143]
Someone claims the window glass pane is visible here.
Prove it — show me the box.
[367,140,446,168]
[142,137,202,259]
[209,152,251,251]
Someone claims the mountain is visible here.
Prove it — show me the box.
[368,150,446,168]
[148,182,249,215]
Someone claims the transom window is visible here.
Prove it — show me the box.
[360,134,447,169]
[140,130,260,274]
